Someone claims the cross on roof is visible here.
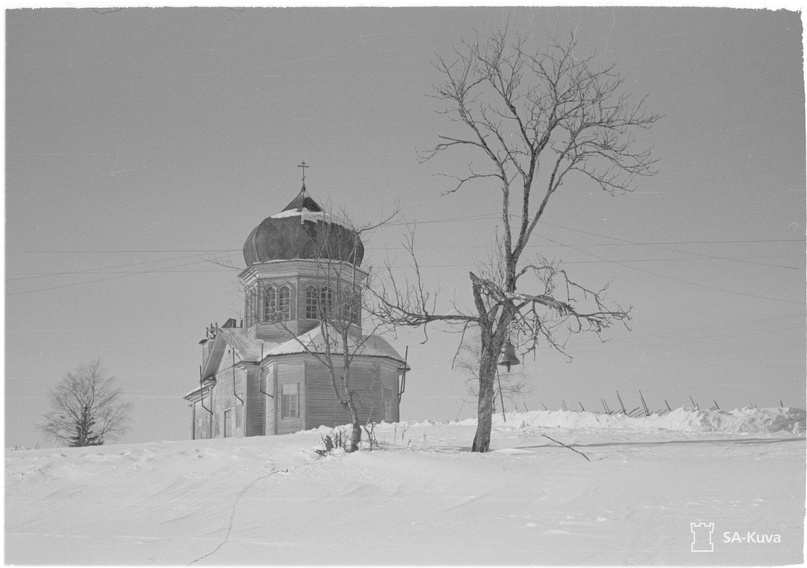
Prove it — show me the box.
[298,161,308,184]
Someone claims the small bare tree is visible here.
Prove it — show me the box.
[375,30,660,452]
[40,360,133,447]
[276,207,397,453]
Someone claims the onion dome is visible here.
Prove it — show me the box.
[242,186,364,267]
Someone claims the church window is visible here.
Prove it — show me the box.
[319,287,333,318]
[223,409,232,437]
[281,383,299,419]
[348,288,361,325]
[263,286,277,322]
[305,286,318,319]
[278,286,291,321]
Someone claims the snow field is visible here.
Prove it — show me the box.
[6,408,805,565]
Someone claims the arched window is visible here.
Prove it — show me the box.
[335,287,361,325]
[278,286,291,321]
[305,286,318,319]
[349,289,361,325]
[319,287,333,319]
[263,286,276,322]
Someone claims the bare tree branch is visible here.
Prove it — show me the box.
[377,29,658,453]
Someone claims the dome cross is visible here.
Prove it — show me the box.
[298,161,309,186]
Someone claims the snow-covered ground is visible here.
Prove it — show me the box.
[6,407,805,565]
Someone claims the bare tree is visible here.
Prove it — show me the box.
[40,360,133,447]
[375,30,660,452]
[276,208,397,453]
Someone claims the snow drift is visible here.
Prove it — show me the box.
[6,407,805,566]
[503,406,806,434]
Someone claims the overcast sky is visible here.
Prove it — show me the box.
[5,7,805,448]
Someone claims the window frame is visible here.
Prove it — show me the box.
[319,286,333,319]
[281,383,300,420]
[263,285,277,322]
[305,286,318,319]
[223,408,232,437]
[278,285,291,321]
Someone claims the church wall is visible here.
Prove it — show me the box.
[193,398,213,439]
[305,360,352,428]
[304,359,393,430]
[190,354,400,439]
[264,364,277,435]
[379,362,401,423]
[211,350,247,438]
[244,364,265,437]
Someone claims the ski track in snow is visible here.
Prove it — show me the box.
[6,408,805,565]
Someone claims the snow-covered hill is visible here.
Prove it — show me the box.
[6,408,805,565]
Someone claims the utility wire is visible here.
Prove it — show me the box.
[7,237,801,255]
[8,249,240,254]
[6,257,233,297]
[540,221,802,271]
[537,233,804,305]
[6,252,231,282]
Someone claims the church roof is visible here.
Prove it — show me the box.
[265,324,406,363]
[194,323,406,388]
[220,327,276,361]
[242,187,364,268]
[281,185,323,213]
[196,328,279,384]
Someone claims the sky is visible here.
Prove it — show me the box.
[5,6,805,449]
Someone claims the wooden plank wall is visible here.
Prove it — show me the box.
[305,361,353,428]
[197,353,401,439]
[193,399,213,439]
[379,362,401,423]
[210,348,247,438]
[245,364,266,436]
[264,364,276,436]
[304,359,399,429]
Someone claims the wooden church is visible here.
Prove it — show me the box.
[183,177,407,439]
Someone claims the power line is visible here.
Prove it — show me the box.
[539,221,803,270]
[6,257,232,297]
[6,252,235,282]
[7,249,240,254]
[537,233,804,305]
[581,314,806,353]
[7,237,801,256]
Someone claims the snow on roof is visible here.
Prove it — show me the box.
[217,327,274,362]
[265,324,406,364]
[269,208,325,221]
[188,324,406,399]
[191,329,279,389]
[213,325,404,364]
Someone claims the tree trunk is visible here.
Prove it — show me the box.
[346,394,362,453]
[471,347,499,452]
[349,420,362,453]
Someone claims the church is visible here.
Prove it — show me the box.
[183,174,408,439]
